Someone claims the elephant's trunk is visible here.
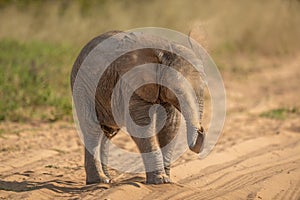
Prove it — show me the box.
[160,78,205,154]
[187,125,205,154]
[180,88,205,154]
[156,48,206,154]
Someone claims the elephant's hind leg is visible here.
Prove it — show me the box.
[100,125,119,180]
[84,133,110,184]
[128,94,170,184]
[130,135,171,184]
[156,103,180,177]
[100,135,111,179]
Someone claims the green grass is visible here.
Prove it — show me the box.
[0,39,77,122]
[259,107,299,120]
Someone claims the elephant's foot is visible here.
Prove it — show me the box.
[85,148,111,185]
[146,171,172,184]
[86,173,111,185]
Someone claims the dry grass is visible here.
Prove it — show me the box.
[0,0,299,55]
[0,0,299,121]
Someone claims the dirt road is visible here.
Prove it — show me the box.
[0,56,299,199]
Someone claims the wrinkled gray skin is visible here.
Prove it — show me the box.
[71,31,206,185]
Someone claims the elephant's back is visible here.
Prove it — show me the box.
[70,30,123,92]
[71,30,162,127]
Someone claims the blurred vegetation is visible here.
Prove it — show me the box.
[260,107,300,120]
[0,39,75,121]
[0,0,299,122]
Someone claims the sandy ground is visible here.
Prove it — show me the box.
[0,56,300,200]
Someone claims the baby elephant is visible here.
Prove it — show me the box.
[71,30,206,184]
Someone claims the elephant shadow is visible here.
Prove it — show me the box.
[0,179,107,194]
[0,173,145,194]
